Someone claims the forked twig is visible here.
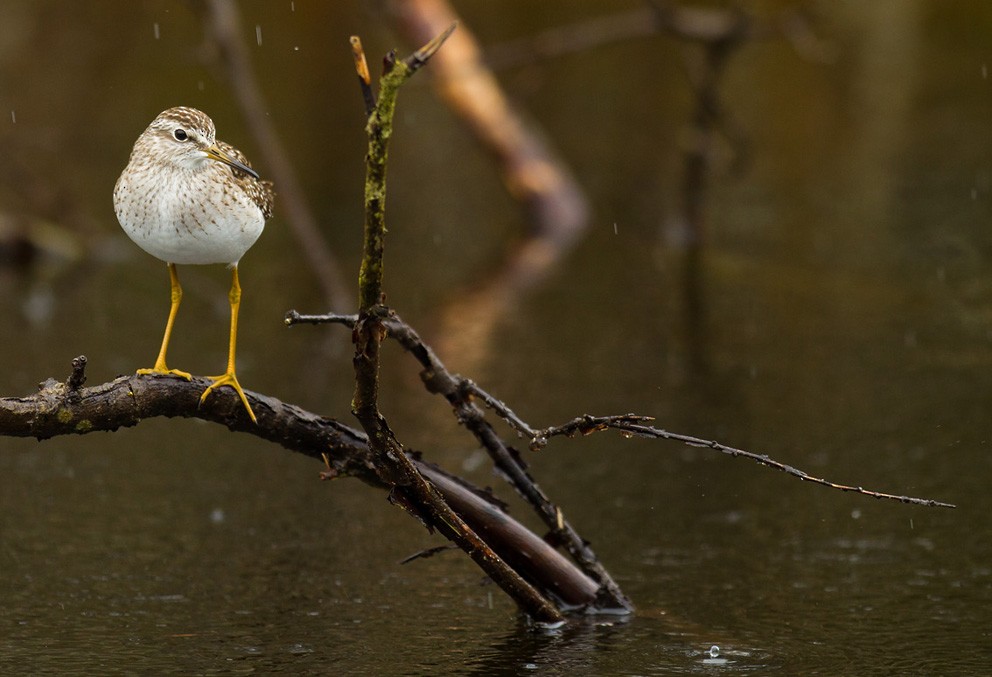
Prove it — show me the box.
[347,27,565,623]
[287,310,956,511]
[532,415,955,509]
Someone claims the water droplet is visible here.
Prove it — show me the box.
[10,110,15,124]
[708,645,720,658]
[153,22,160,40]
[210,508,225,523]
[256,25,262,46]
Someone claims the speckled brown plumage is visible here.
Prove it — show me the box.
[112,106,275,424]
[114,106,274,265]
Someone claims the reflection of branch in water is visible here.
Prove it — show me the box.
[388,0,593,372]
[479,2,829,372]
[670,13,750,376]
[436,235,563,369]
[656,3,827,374]
[388,0,589,242]
[200,0,351,312]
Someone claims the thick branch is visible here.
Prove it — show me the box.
[388,0,589,240]
[0,364,600,608]
[288,310,634,611]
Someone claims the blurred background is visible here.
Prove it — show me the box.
[1,1,990,673]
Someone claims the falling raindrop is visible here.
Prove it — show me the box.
[197,80,204,91]
[10,110,15,124]
[256,25,262,46]
[290,1,295,11]
[153,22,160,40]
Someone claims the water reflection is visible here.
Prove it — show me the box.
[1,1,991,674]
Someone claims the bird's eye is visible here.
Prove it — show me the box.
[173,129,188,141]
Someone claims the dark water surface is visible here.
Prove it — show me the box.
[1,2,990,674]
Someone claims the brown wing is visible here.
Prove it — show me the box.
[216,139,275,219]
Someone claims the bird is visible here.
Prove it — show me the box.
[113,106,274,424]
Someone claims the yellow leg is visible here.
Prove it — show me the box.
[200,265,257,424]
[138,263,192,380]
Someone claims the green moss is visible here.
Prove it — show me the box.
[74,419,93,433]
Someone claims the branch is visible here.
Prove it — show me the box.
[350,36,377,116]
[534,416,956,509]
[287,309,634,611]
[350,28,565,623]
[287,311,957,512]
[0,359,601,609]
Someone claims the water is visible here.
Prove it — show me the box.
[1,1,991,674]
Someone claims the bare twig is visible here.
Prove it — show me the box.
[350,28,565,623]
[286,308,634,611]
[403,22,458,72]
[400,544,457,564]
[66,355,87,393]
[534,416,956,509]
[286,311,957,511]
[350,36,377,116]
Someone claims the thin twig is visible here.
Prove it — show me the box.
[286,310,957,511]
[403,22,457,72]
[350,36,377,116]
[287,308,634,611]
[534,416,956,509]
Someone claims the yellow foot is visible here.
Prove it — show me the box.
[200,372,257,424]
[136,366,193,380]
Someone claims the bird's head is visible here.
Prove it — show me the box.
[139,106,259,180]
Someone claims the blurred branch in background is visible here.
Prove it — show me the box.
[198,0,351,312]
[387,0,590,241]
[385,0,593,367]
[485,1,833,70]
[478,1,830,377]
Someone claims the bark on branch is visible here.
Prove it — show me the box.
[0,362,601,610]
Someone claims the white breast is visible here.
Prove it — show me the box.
[114,162,265,266]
